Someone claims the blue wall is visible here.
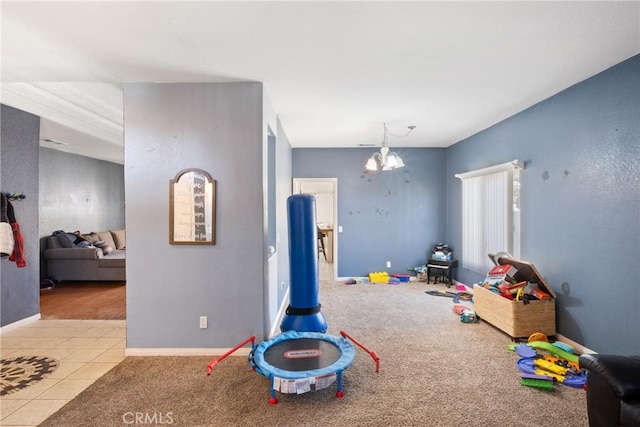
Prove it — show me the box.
[293,147,447,277]
[124,82,289,348]
[446,54,640,354]
[1,105,40,327]
[39,147,125,278]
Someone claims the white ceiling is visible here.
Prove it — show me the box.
[2,2,639,165]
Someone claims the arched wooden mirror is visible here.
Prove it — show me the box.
[169,168,216,245]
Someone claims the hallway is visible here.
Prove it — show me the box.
[319,258,334,281]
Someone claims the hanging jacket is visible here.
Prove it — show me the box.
[6,200,26,267]
[0,193,14,258]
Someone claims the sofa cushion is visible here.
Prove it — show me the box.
[110,229,126,249]
[44,247,102,260]
[98,250,125,268]
[82,232,101,244]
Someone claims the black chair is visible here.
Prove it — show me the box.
[317,227,327,261]
[579,353,640,426]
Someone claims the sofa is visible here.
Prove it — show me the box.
[43,229,126,281]
[579,353,640,427]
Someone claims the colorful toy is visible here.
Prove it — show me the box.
[528,332,548,343]
[451,304,477,323]
[425,290,473,303]
[527,341,579,364]
[550,341,575,354]
[369,271,390,284]
[514,343,536,358]
[542,354,579,372]
[509,338,585,389]
[517,357,585,388]
[520,373,554,391]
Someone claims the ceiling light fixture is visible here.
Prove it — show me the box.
[365,123,416,171]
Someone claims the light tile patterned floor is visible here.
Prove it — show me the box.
[1,319,125,426]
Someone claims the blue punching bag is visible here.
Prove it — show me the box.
[280,194,328,333]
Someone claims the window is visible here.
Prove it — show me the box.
[455,160,523,274]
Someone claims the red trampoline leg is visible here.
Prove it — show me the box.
[340,330,380,372]
[269,377,278,405]
[335,371,344,398]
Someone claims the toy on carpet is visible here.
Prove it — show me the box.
[207,194,379,405]
[508,335,586,390]
[369,271,390,284]
[520,373,555,391]
[516,357,585,388]
[527,332,548,343]
[425,289,473,303]
[514,343,536,358]
[452,304,477,323]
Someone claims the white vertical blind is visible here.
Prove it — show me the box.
[483,171,510,265]
[462,176,484,272]
[457,160,523,274]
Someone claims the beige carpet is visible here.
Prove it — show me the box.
[41,280,588,426]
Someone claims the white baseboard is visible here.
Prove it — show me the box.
[125,347,252,357]
[557,334,596,355]
[269,287,289,338]
[0,313,41,335]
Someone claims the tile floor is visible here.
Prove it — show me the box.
[0,319,125,426]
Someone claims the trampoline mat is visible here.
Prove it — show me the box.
[263,338,341,372]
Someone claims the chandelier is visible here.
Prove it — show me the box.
[365,123,415,171]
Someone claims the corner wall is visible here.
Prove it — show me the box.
[1,105,40,327]
[445,54,640,354]
[124,82,268,349]
[293,147,447,277]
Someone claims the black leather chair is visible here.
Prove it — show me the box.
[579,354,640,427]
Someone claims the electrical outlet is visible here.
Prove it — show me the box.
[386,261,391,268]
[199,316,208,329]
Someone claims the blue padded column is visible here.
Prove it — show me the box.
[280,194,328,333]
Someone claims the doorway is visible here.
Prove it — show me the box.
[292,178,337,281]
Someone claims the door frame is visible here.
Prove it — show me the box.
[292,178,338,281]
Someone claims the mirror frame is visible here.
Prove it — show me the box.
[169,168,216,245]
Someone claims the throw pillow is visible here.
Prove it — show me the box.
[110,229,126,249]
[82,232,101,244]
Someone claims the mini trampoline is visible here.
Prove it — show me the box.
[206,195,379,405]
[250,331,355,403]
[207,330,378,405]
